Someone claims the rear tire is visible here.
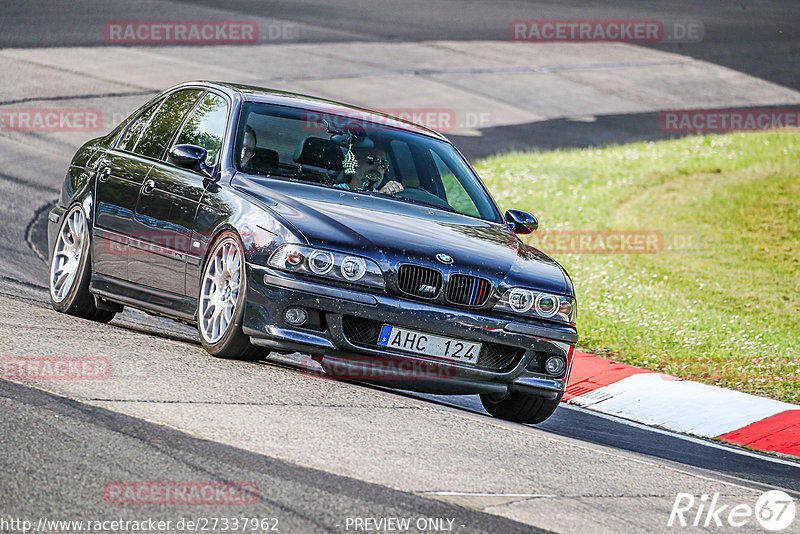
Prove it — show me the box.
[197,231,262,361]
[49,204,116,323]
[480,391,562,424]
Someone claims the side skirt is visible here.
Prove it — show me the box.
[89,273,197,323]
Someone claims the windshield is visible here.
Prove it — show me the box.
[234,102,502,223]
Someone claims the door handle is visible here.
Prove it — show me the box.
[143,179,155,194]
[98,167,111,182]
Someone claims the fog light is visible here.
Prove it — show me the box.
[544,356,566,376]
[283,306,308,326]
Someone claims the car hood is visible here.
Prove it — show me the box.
[234,177,569,294]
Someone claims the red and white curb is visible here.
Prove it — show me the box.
[563,351,800,458]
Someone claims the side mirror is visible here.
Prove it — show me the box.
[505,209,539,234]
[168,144,213,178]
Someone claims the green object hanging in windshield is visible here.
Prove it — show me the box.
[343,143,358,175]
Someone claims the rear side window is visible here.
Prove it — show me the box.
[117,98,164,152]
[173,93,229,166]
[134,89,203,160]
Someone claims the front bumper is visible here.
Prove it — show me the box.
[243,264,577,397]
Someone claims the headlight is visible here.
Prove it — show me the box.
[308,250,334,274]
[536,293,559,318]
[496,287,576,324]
[340,256,366,280]
[508,287,534,313]
[268,244,384,289]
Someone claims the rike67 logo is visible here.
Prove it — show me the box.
[669,490,796,531]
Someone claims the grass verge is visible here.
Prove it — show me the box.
[475,132,799,404]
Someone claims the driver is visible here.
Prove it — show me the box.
[239,125,257,169]
[334,145,403,195]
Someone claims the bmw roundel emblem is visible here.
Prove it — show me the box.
[436,253,453,265]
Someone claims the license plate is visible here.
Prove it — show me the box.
[377,325,481,364]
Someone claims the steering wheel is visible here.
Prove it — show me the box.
[394,187,454,210]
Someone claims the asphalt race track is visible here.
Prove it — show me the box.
[1,2,799,533]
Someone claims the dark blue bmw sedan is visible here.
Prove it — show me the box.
[48,81,577,424]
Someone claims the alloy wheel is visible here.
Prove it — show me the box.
[198,237,242,344]
[50,207,87,303]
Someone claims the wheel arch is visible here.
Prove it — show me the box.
[198,224,243,274]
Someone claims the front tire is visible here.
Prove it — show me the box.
[197,231,261,360]
[480,391,562,424]
[49,204,116,323]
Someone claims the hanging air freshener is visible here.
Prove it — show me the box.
[343,142,358,175]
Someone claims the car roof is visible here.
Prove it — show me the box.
[170,80,450,142]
